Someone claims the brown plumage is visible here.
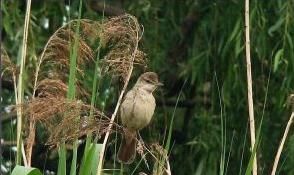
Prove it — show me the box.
[117,72,163,164]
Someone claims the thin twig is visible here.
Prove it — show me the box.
[271,112,294,175]
[244,0,258,174]
[96,15,141,175]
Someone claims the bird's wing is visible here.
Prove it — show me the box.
[120,89,136,126]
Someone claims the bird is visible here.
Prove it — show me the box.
[117,72,163,164]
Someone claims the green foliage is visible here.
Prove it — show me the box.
[57,143,67,175]
[68,1,82,175]
[11,166,42,175]
[79,143,102,175]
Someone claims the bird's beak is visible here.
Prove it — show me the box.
[156,82,164,86]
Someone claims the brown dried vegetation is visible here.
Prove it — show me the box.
[100,15,146,81]
[24,96,112,146]
[2,15,146,164]
[26,15,146,147]
[34,19,97,98]
[1,45,17,79]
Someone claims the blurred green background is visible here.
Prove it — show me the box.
[1,0,294,174]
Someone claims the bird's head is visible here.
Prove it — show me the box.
[135,72,163,93]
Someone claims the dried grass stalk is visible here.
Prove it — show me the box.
[271,94,294,175]
[244,0,258,174]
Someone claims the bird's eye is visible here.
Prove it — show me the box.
[145,79,152,83]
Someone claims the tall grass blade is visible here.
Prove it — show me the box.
[84,45,102,150]
[165,79,187,151]
[79,143,102,175]
[214,72,226,175]
[70,141,78,175]
[68,1,83,175]
[239,122,248,175]
[157,80,186,175]
[57,143,67,175]
[16,0,31,165]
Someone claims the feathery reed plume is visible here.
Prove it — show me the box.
[96,14,146,175]
[34,19,97,98]
[26,19,100,164]
[100,15,146,81]
[1,45,17,79]
[23,15,147,167]
[24,97,111,146]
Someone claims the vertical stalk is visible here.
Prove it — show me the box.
[79,46,101,175]
[57,143,67,175]
[244,0,257,174]
[84,45,101,149]
[16,0,31,165]
[68,1,82,175]
[271,112,294,175]
[84,1,105,157]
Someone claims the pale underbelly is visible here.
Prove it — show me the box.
[121,99,155,130]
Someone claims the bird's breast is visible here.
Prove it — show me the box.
[120,90,156,130]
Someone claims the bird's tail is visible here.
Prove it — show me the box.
[117,128,137,164]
